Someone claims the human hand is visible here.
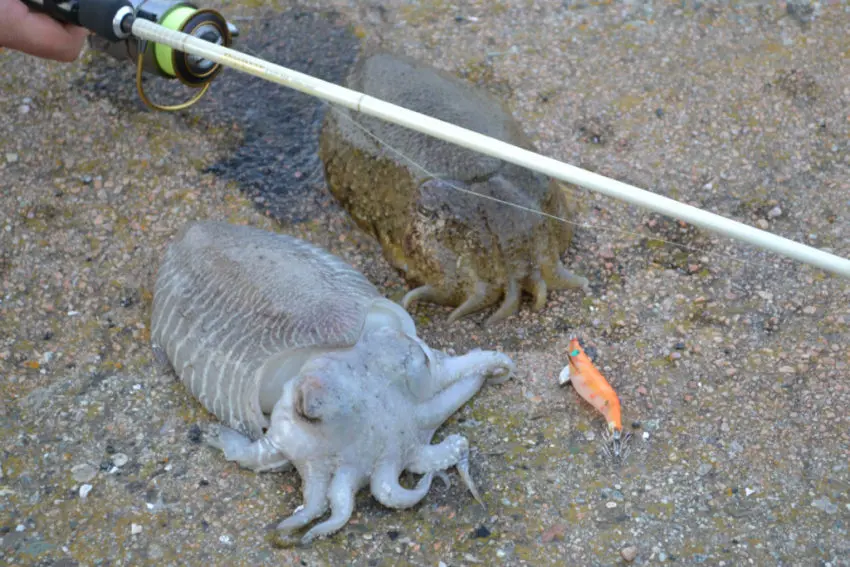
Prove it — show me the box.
[0,0,89,62]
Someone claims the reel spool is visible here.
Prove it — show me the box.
[87,1,237,111]
[21,0,238,111]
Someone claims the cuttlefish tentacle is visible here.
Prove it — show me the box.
[371,461,434,509]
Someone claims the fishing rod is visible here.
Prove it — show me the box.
[21,0,850,279]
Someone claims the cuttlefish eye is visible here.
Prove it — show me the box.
[295,376,325,424]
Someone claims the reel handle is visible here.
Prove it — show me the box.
[20,0,134,41]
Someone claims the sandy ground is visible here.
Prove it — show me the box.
[2,1,849,565]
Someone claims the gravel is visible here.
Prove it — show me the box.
[2,1,849,566]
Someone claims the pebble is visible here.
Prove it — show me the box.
[18,104,30,114]
[111,453,129,467]
[767,206,782,218]
[697,463,713,476]
[621,546,638,562]
[756,218,769,229]
[541,523,567,543]
[606,501,617,508]
[811,496,838,514]
[473,525,491,538]
[16,524,26,532]
[728,440,744,456]
[131,523,142,535]
[5,152,18,163]
[79,484,93,499]
[71,463,97,483]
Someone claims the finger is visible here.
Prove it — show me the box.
[1,8,88,62]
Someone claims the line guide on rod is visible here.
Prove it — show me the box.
[20,0,850,279]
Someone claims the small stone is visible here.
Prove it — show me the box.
[755,218,769,229]
[812,496,837,514]
[18,104,30,114]
[79,484,93,498]
[71,463,97,483]
[621,546,638,562]
[472,525,491,538]
[642,432,650,441]
[219,534,233,545]
[767,206,782,219]
[802,306,817,315]
[187,424,203,444]
[16,524,25,532]
[606,501,617,508]
[637,386,648,395]
[131,523,142,535]
[5,153,19,163]
[698,463,713,476]
[111,453,129,467]
[541,523,567,543]
[729,440,744,456]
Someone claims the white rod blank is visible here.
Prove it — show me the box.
[131,18,850,278]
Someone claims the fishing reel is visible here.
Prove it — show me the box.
[22,0,238,111]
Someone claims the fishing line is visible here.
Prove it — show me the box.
[329,106,788,274]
